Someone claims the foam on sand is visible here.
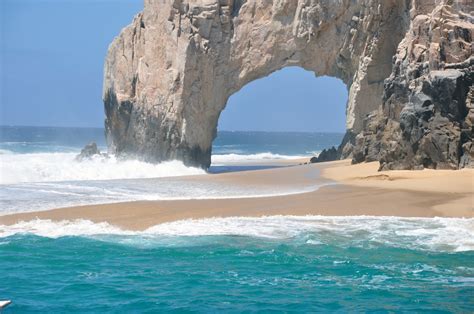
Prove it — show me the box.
[212,152,305,164]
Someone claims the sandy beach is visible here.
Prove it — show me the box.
[1,159,472,230]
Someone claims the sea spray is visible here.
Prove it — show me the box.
[1,127,341,215]
[0,152,205,184]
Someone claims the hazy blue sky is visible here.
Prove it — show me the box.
[1,0,347,132]
[220,69,347,132]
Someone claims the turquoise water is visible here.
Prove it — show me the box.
[1,217,473,312]
[1,127,473,312]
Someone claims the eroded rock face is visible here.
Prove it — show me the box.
[104,0,409,168]
[353,1,474,170]
[103,0,472,170]
[310,147,338,163]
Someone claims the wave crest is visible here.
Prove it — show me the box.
[1,216,472,252]
[0,152,205,184]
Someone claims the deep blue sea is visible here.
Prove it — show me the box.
[0,125,342,156]
[1,126,473,312]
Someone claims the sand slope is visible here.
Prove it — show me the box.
[1,160,472,231]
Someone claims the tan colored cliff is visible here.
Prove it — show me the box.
[103,0,473,169]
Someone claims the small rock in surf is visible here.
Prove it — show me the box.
[76,142,107,161]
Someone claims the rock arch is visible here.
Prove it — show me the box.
[218,67,347,132]
[104,0,473,169]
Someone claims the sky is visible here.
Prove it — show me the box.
[1,0,348,132]
[220,68,347,132]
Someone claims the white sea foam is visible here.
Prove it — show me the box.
[0,149,323,214]
[0,151,205,184]
[0,150,305,184]
[1,216,472,252]
[0,219,136,238]
[0,181,323,215]
[0,149,14,155]
[212,152,305,164]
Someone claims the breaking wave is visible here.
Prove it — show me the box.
[1,216,473,252]
[0,151,205,184]
[0,150,306,185]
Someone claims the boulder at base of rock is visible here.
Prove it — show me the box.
[76,142,101,161]
[310,147,339,163]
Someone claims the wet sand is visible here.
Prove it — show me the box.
[1,160,472,230]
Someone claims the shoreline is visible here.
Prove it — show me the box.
[1,159,472,231]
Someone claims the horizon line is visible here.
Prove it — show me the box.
[0,124,345,134]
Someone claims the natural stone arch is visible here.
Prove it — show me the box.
[103,0,473,169]
[217,67,348,132]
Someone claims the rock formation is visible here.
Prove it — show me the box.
[310,147,338,163]
[76,142,107,161]
[104,0,473,170]
[353,2,474,170]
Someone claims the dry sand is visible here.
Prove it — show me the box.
[1,159,472,230]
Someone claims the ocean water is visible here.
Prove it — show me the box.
[1,216,473,312]
[0,126,341,214]
[1,126,473,312]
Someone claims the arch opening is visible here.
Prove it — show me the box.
[211,67,348,166]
